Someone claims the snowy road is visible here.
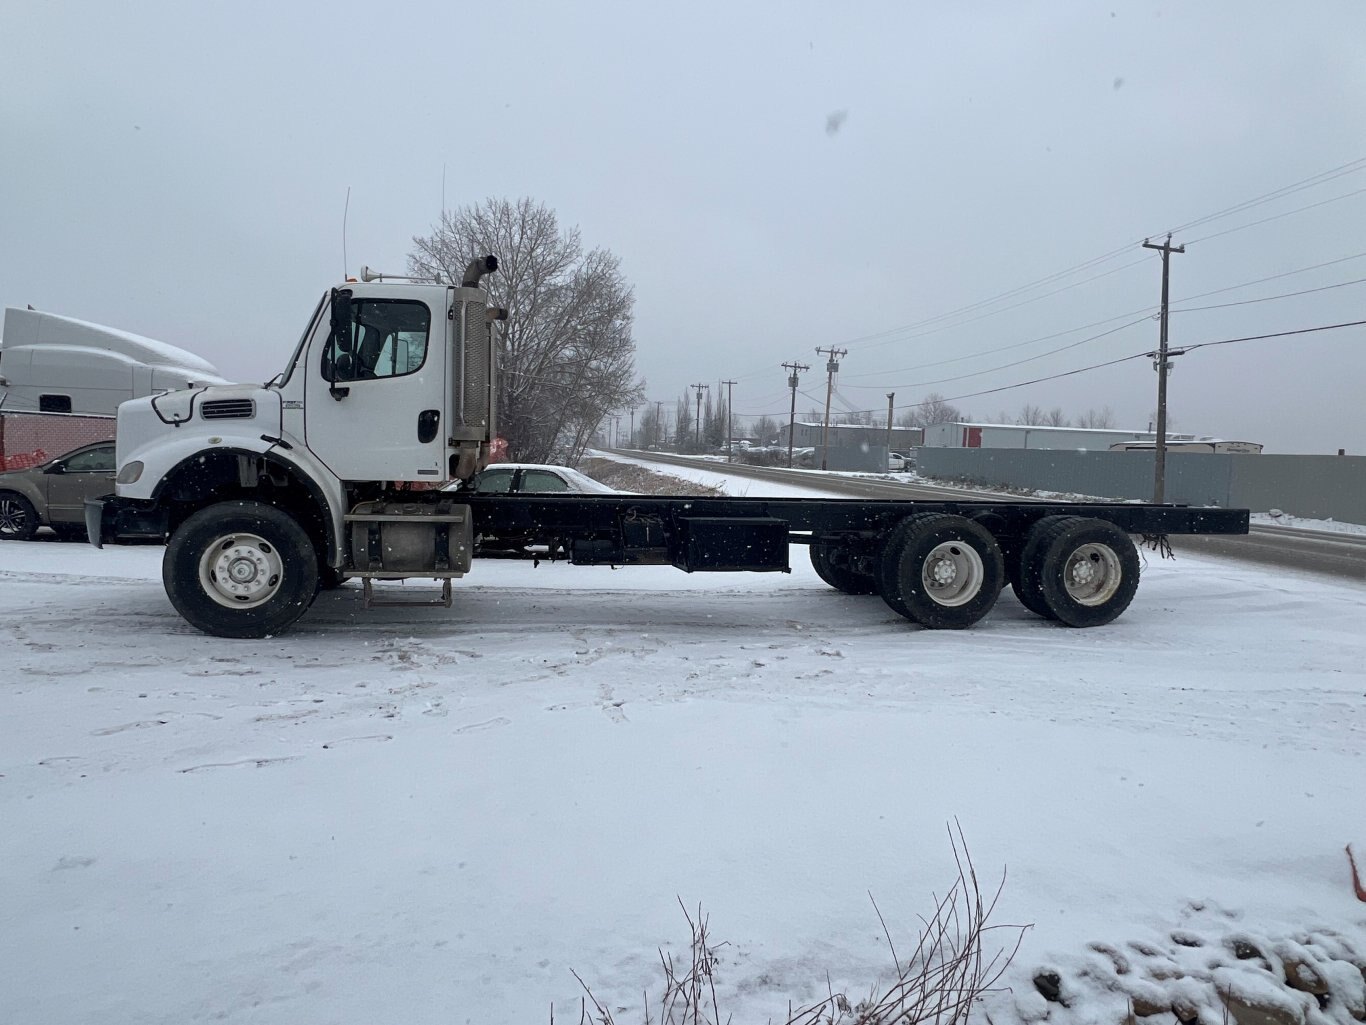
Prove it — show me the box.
[2,535,1364,1024]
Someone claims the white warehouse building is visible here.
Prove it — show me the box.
[921,421,1200,451]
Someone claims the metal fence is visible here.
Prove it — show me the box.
[916,447,1366,523]
[0,410,117,472]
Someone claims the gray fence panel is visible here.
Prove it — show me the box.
[916,448,1366,522]
[1227,455,1366,522]
[823,445,888,472]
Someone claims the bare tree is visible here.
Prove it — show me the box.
[408,197,644,464]
[751,415,780,446]
[1043,407,1069,427]
[1076,406,1116,429]
[675,393,694,451]
[899,392,964,429]
[1016,403,1047,426]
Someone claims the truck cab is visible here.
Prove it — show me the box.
[90,257,504,636]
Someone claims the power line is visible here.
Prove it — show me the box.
[1185,186,1366,246]
[723,158,1366,387]
[840,249,1366,385]
[1180,318,1366,354]
[839,315,1152,392]
[841,256,1151,356]
[1171,274,1366,313]
[1163,156,1366,235]
[735,319,1366,421]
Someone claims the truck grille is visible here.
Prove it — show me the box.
[201,399,256,420]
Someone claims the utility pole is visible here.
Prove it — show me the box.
[782,360,810,469]
[886,392,895,469]
[628,404,636,449]
[690,383,708,450]
[1141,234,1185,504]
[720,379,737,461]
[814,347,847,471]
[653,400,665,448]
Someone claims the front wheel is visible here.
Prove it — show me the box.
[0,492,39,541]
[163,500,319,638]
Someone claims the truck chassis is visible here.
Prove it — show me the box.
[90,487,1248,638]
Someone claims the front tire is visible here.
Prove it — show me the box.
[164,500,319,638]
[0,492,39,541]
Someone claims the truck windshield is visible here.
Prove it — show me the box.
[269,293,326,388]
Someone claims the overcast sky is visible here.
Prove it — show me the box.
[4,1,1366,454]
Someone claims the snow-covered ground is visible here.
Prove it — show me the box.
[3,487,1365,1023]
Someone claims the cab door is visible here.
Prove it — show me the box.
[304,289,449,482]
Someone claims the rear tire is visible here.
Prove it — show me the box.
[878,513,1004,628]
[163,500,319,638]
[809,543,879,595]
[1018,516,1139,627]
[1004,531,1058,620]
[0,492,39,541]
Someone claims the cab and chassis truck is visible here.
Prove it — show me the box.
[87,256,1249,638]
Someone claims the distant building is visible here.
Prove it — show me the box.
[922,421,1202,451]
[784,421,924,451]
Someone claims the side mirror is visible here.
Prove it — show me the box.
[328,288,354,399]
[44,462,65,475]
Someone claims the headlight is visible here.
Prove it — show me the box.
[116,460,144,485]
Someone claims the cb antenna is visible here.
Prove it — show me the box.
[342,185,351,278]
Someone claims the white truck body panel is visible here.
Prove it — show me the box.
[0,308,228,415]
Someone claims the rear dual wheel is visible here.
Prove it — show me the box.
[1015,516,1139,627]
[878,513,1004,629]
[809,543,879,595]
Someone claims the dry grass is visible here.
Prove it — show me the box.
[578,458,726,497]
[563,824,1030,1025]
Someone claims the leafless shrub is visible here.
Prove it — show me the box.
[564,824,1030,1025]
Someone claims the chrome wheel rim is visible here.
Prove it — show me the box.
[921,541,985,607]
[0,497,29,536]
[198,532,284,609]
[1063,543,1122,606]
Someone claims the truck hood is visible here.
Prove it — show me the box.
[116,385,283,466]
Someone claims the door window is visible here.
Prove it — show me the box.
[520,470,571,493]
[62,446,115,472]
[321,299,431,382]
[470,468,516,494]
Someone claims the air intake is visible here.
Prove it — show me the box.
[201,399,255,420]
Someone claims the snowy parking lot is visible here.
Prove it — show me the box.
[2,526,1364,1024]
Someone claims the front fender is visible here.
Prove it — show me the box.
[121,434,346,565]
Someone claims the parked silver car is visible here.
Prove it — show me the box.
[0,442,116,541]
[445,463,621,496]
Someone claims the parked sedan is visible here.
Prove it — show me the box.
[0,442,116,541]
[443,463,620,556]
[447,463,621,496]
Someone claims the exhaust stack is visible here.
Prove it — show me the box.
[461,255,499,288]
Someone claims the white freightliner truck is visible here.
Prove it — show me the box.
[88,256,1249,638]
